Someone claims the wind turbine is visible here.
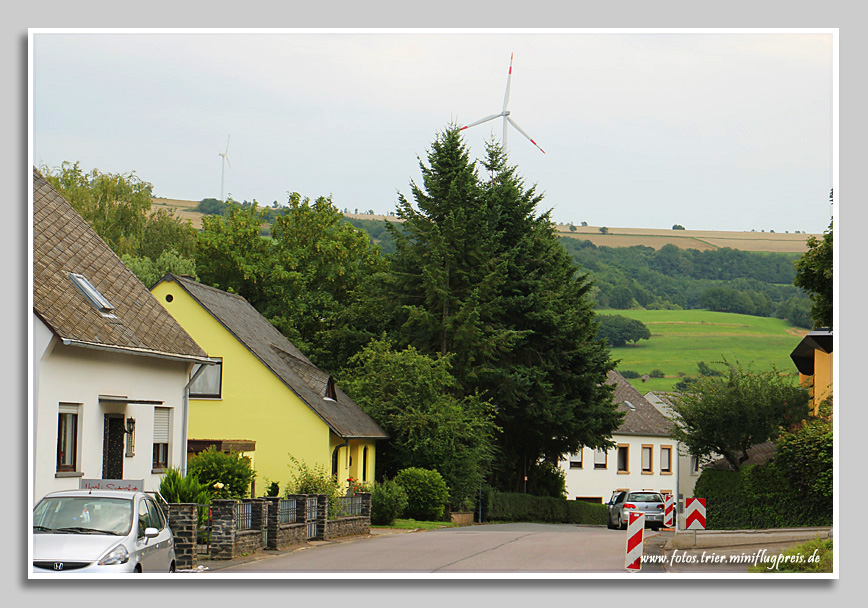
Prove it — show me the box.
[460,53,545,155]
[219,135,231,202]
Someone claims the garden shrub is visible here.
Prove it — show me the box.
[158,467,210,505]
[284,455,344,518]
[483,490,607,525]
[370,478,409,526]
[394,467,449,521]
[187,446,256,499]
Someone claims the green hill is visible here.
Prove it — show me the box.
[605,309,808,393]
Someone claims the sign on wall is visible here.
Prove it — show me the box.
[79,479,144,491]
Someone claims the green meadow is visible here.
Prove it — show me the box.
[604,309,808,393]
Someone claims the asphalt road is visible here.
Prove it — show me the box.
[211,523,665,574]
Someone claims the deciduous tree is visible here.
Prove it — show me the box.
[793,222,833,328]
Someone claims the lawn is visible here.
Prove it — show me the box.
[603,309,808,393]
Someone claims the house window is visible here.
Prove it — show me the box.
[569,450,583,469]
[152,407,170,472]
[691,456,700,474]
[68,272,115,317]
[594,448,607,469]
[56,404,79,473]
[325,377,337,401]
[190,360,222,398]
[617,445,629,473]
[661,446,672,474]
[642,445,653,474]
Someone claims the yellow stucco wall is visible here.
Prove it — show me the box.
[152,279,349,493]
[799,349,833,417]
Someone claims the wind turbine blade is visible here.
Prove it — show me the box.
[507,116,545,154]
[460,113,502,130]
[225,156,231,169]
[502,52,514,113]
[225,134,231,154]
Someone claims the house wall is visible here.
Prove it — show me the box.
[34,338,191,503]
[813,350,833,415]
[559,435,678,504]
[152,282,333,492]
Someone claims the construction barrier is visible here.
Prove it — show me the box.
[685,497,706,530]
[664,494,674,528]
[625,511,645,572]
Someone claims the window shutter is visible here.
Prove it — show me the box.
[59,403,79,415]
[153,408,170,444]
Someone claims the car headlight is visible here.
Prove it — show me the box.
[98,543,130,566]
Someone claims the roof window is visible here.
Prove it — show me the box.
[624,401,637,411]
[69,273,115,316]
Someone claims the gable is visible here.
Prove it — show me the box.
[153,274,388,440]
[606,371,673,437]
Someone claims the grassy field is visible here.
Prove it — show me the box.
[605,309,809,393]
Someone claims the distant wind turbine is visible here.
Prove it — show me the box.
[460,53,545,155]
[219,135,231,202]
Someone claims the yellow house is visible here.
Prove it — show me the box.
[790,329,833,416]
[151,274,387,495]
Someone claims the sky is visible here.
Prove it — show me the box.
[31,30,834,234]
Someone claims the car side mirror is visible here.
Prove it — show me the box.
[144,527,159,539]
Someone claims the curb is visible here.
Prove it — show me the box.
[664,527,831,551]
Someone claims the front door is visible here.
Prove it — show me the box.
[102,414,125,479]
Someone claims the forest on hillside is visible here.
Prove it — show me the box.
[340,216,812,328]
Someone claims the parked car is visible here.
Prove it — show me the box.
[606,490,665,531]
[32,489,175,573]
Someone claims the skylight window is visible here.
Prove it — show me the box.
[624,401,637,411]
[68,273,115,315]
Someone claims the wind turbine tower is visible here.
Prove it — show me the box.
[219,135,231,202]
[460,53,545,156]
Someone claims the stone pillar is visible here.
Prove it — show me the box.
[265,496,281,549]
[315,494,328,540]
[167,503,198,570]
[210,499,237,560]
[248,498,267,549]
[359,492,372,519]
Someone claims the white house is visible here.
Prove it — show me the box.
[559,371,678,507]
[31,168,213,503]
[643,391,703,509]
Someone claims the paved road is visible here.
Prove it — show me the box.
[212,523,664,574]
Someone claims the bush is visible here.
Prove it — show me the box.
[748,537,833,573]
[187,446,256,499]
[483,490,607,525]
[619,370,640,379]
[649,369,665,378]
[370,479,409,526]
[158,467,210,505]
[394,468,450,521]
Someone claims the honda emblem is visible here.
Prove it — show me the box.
[53,562,64,570]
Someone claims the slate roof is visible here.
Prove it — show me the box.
[606,371,674,437]
[158,274,388,440]
[32,168,209,363]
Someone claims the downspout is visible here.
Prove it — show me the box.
[181,363,211,476]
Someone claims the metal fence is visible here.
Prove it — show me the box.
[279,498,298,524]
[235,501,253,531]
[331,494,363,518]
[305,496,318,540]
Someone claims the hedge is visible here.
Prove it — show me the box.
[482,489,607,525]
[692,464,832,530]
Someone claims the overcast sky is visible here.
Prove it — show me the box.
[30,30,834,233]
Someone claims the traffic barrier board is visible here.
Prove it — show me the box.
[664,494,674,527]
[685,497,706,530]
[625,511,645,572]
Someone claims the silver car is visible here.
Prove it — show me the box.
[606,490,666,531]
[32,489,176,573]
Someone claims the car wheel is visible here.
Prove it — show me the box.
[650,525,661,532]
[606,513,617,529]
[134,564,143,573]
[169,560,176,573]
[619,518,627,530]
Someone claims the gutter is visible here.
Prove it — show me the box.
[61,338,216,365]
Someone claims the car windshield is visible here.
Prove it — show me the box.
[628,493,663,503]
[33,496,133,535]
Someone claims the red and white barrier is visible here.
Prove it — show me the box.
[625,511,645,572]
[664,494,674,528]
[685,497,706,530]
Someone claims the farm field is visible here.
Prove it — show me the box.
[605,309,809,393]
[152,197,820,254]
